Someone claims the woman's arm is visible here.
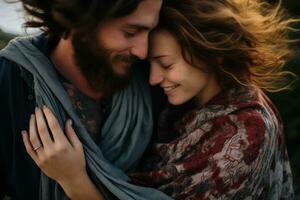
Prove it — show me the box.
[21,106,104,200]
[58,172,104,200]
[130,112,281,199]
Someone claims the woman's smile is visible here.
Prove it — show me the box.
[161,84,180,94]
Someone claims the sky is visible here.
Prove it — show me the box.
[0,0,34,34]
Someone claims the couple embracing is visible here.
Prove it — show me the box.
[0,0,296,199]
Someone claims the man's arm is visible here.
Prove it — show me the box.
[0,69,7,197]
[130,111,280,199]
[0,161,6,199]
[0,57,41,199]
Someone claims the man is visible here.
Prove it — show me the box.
[0,0,170,199]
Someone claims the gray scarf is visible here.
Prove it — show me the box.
[0,35,172,200]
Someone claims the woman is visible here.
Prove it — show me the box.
[22,0,296,199]
[129,0,296,199]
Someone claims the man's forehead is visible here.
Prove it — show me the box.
[121,0,162,29]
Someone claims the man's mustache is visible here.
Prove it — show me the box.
[113,54,139,64]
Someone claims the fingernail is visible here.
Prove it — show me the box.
[69,119,73,126]
[43,105,47,110]
[31,114,34,118]
[21,130,26,135]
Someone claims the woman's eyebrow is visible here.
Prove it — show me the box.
[150,55,170,59]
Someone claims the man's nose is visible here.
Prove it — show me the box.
[149,64,164,86]
[130,35,148,60]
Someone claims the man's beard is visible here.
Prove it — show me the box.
[71,31,138,97]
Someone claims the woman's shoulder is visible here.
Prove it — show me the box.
[193,86,281,131]
[174,87,282,147]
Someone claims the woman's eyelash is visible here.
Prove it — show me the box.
[163,64,174,69]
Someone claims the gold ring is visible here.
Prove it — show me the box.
[33,145,42,151]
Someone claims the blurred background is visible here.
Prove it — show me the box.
[0,0,300,198]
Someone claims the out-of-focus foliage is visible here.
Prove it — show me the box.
[0,29,16,49]
[267,0,300,197]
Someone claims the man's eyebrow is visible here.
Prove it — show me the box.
[125,23,152,30]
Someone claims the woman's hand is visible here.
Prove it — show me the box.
[22,105,87,183]
[22,106,104,200]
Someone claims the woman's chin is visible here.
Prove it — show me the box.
[167,96,190,106]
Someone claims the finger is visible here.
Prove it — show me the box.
[35,107,53,147]
[42,106,67,143]
[65,119,82,148]
[28,114,42,150]
[22,130,39,162]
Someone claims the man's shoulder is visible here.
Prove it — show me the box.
[0,34,52,86]
[0,56,24,85]
[0,55,34,97]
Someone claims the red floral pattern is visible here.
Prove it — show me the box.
[130,87,294,199]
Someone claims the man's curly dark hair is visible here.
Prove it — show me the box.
[20,0,143,38]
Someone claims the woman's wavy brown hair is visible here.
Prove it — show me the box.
[159,0,299,92]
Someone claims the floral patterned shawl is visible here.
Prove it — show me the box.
[130,86,294,200]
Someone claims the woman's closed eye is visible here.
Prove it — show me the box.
[162,63,174,69]
[158,59,174,69]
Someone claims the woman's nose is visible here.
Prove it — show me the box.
[149,64,164,85]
